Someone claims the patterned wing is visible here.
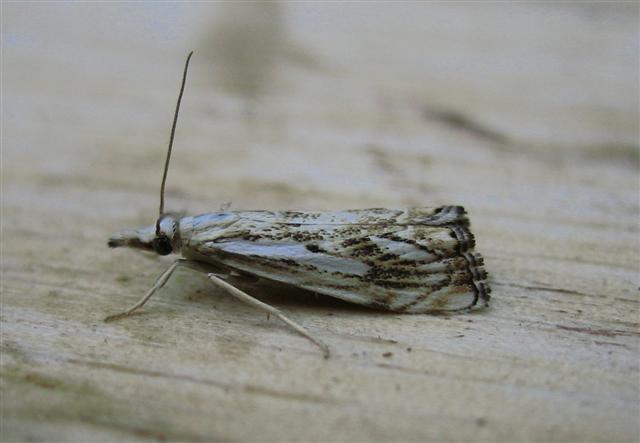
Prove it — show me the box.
[183,207,490,312]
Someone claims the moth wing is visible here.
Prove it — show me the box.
[187,208,489,312]
[212,206,469,227]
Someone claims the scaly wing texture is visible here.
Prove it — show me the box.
[183,206,490,312]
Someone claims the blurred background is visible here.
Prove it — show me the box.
[3,2,637,217]
[2,3,639,442]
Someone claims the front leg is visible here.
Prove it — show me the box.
[105,259,330,357]
[104,258,205,322]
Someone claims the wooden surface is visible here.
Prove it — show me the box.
[2,3,639,442]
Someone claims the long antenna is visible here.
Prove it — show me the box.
[157,50,194,235]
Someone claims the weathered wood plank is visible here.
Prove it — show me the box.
[2,3,638,442]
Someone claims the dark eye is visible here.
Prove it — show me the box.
[152,235,173,255]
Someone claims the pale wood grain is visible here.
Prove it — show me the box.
[2,3,638,442]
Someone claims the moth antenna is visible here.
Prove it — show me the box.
[157,50,194,235]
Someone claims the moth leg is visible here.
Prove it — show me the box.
[206,273,331,359]
[104,259,193,322]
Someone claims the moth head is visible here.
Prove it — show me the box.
[109,52,192,257]
[108,213,181,255]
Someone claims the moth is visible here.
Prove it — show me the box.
[105,52,491,357]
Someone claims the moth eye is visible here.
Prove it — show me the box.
[152,235,173,255]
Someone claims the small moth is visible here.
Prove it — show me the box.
[106,52,491,357]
